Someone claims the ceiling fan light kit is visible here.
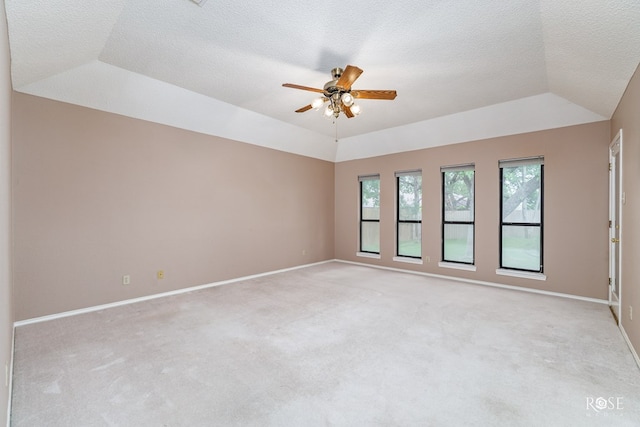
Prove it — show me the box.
[341,92,355,107]
[283,65,397,120]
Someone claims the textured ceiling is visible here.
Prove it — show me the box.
[5,0,640,161]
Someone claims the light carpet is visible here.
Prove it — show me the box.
[10,262,640,426]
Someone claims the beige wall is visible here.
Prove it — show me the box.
[12,93,335,321]
[1,0,13,424]
[335,121,611,300]
[611,63,640,356]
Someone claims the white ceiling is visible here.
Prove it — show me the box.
[4,1,640,162]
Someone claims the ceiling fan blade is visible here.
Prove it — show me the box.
[343,105,355,118]
[295,104,313,113]
[336,65,363,90]
[282,83,325,93]
[353,90,397,100]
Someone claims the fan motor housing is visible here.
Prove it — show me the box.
[323,79,342,94]
[324,67,347,96]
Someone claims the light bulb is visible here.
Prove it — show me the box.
[324,105,334,117]
[311,97,325,109]
[350,104,361,115]
[341,92,354,107]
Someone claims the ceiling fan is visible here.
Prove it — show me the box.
[282,65,397,119]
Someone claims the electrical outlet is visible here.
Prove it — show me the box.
[157,270,165,280]
[122,275,131,285]
[425,256,431,263]
[5,362,8,387]
[630,306,633,321]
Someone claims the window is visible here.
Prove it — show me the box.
[500,157,543,272]
[442,165,475,264]
[359,175,380,254]
[396,170,422,258]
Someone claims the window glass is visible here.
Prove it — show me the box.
[442,167,474,264]
[501,226,541,271]
[360,176,380,253]
[500,159,543,272]
[397,172,422,258]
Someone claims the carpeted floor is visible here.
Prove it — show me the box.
[10,262,640,426]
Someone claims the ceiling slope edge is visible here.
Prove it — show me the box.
[14,60,338,162]
[334,93,607,162]
[5,0,128,88]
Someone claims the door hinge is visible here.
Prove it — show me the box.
[609,220,612,228]
[609,277,612,286]
[609,162,612,171]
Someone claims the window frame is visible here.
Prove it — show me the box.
[359,174,381,255]
[441,164,475,265]
[395,170,422,259]
[499,157,544,273]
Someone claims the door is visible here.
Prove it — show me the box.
[609,130,622,323]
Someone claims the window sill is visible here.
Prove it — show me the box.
[496,269,546,281]
[357,252,381,259]
[438,262,476,272]
[393,256,423,265]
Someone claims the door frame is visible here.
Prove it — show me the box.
[609,129,623,324]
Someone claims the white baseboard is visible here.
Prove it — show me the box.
[6,325,14,427]
[16,258,609,328]
[619,324,640,371]
[14,260,334,327]
[335,259,608,305]
[14,257,610,327]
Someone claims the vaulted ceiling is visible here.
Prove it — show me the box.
[5,1,640,161]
